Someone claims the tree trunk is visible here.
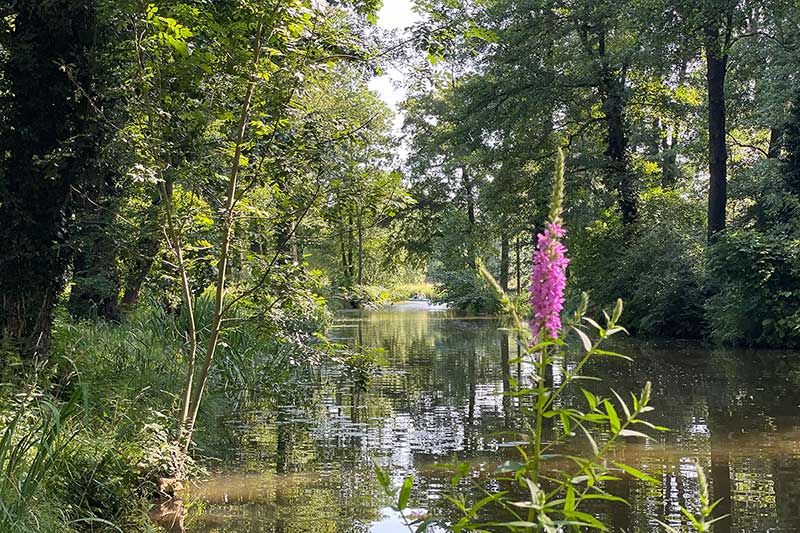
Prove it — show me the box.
[180,20,265,452]
[659,118,679,189]
[339,218,350,284]
[661,61,687,188]
[0,1,101,357]
[500,330,512,429]
[515,236,521,293]
[120,231,162,308]
[357,210,364,286]
[347,212,355,283]
[596,28,637,224]
[499,234,510,292]
[705,23,728,242]
[767,126,782,159]
[463,167,477,268]
[785,88,800,197]
[660,132,676,188]
[600,74,637,224]
[120,168,169,311]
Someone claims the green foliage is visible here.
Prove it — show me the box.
[706,229,800,347]
[427,208,501,312]
[332,284,393,309]
[401,0,800,349]
[3,0,800,529]
[0,0,111,355]
[5,278,332,530]
[570,188,707,339]
[0,388,83,532]
[387,282,440,302]
[432,269,501,313]
[338,346,385,394]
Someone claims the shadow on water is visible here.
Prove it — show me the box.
[186,303,800,532]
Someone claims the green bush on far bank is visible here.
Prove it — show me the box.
[326,282,439,310]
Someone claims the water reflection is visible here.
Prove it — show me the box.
[188,304,800,532]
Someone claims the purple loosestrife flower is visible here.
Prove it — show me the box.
[529,148,568,342]
[529,222,569,342]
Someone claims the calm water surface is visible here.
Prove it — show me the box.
[188,303,800,532]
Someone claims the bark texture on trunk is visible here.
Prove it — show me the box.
[357,211,364,286]
[463,167,477,268]
[705,22,728,242]
[121,231,162,308]
[499,235,510,292]
[515,236,521,293]
[593,26,637,224]
[600,72,637,224]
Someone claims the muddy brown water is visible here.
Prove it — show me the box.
[180,303,800,532]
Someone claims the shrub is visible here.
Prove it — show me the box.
[431,269,501,313]
[570,188,707,338]
[706,229,800,347]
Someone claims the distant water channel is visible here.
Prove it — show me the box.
[187,302,800,532]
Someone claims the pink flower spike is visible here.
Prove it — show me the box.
[529,222,569,343]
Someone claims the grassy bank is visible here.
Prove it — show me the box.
[328,282,439,310]
[0,294,330,532]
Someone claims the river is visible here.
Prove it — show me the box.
[185,302,800,532]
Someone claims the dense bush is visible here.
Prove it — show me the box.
[706,229,800,347]
[431,269,502,313]
[570,188,707,339]
[427,208,501,312]
[0,282,333,532]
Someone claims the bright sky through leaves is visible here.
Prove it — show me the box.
[368,0,419,132]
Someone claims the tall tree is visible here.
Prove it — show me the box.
[0,0,106,356]
[703,3,734,241]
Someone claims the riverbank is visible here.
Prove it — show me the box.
[0,295,330,532]
[5,299,800,532]
[328,283,439,310]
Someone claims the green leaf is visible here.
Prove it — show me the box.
[605,401,621,433]
[496,460,525,473]
[680,506,704,530]
[398,476,413,510]
[579,424,600,455]
[500,521,538,528]
[619,429,652,439]
[654,519,682,533]
[583,317,602,330]
[565,486,575,511]
[611,389,631,420]
[613,462,660,484]
[582,389,598,410]
[469,491,509,516]
[594,349,633,361]
[611,298,623,324]
[573,327,592,352]
[564,510,609,531]
[372,458,392,495]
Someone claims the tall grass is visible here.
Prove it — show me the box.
[0,290,330,531]
[0,388,82,532]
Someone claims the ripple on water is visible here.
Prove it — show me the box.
[188,308,800,532]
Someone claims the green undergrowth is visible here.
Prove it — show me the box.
[0,292,331,532]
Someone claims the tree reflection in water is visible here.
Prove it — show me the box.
[188,305,800,532]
